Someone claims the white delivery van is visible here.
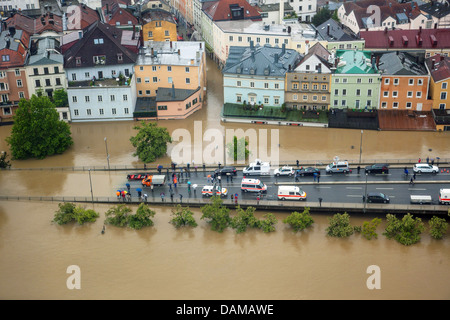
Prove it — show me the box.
[325,161,350,174]
[277,186,306,201]
[410,195,432,205]
[243,159,271,176]
[439,189,450,205]
[241,178,267,193]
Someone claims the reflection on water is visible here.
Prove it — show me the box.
[0,57,449,300]
[0,201,449,300]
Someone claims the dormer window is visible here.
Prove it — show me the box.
[93,55,106,65]
[94,38,104,44]
[76,57,81,66]
[117,53,123,62]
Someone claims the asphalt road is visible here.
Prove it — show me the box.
[118,165,450,206]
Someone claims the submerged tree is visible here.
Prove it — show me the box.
[428,216,448,240]
[0,151,11,169]
[383,213,425,246]
[130,121,172,163]
[226,136,250,162]
[326,213,355,238]
[170,205,198,228]
[283,208,314,232]
[230,206,260,233]
[52,202,99,225]
[361,218,382,240]
[259,213,278,233]
[6,95,73,160]
[128,203,156,229]
[104,204,132,227]
[201,196,231,232]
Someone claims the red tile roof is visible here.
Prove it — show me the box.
[0,29,31,68]
[102,0,138,26]
[6,13,63,35]
[361,28,450,50]
[202,0,261,21]
[426,54,450,82]
[66,4,100,30]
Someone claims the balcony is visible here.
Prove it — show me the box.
[68,74,133,88]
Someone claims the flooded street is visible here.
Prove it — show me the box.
[0,57,449,300]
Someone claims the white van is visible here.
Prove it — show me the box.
[277,186,306,201]
[243,159,270,176]
[241,178,267,193]
[326,161,350,174]
[410,195,432,205]
[439,189,450,205]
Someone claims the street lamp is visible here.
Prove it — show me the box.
[104,137,110,170]
[363,172,368,213]
[89,169,94,203]
[359,130,363,165]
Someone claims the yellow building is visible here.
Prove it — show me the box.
[141,9,178,42]
[426,55,450,110]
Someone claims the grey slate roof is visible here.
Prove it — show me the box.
[223,43,301,77]
[376,51,427,76]
[28,37,63,66]
[0,29,24,51]
[156,85,199,102]
[316,18,357,42]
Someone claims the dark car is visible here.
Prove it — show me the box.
[214,166,237,176]
[296,167,321,176]
[365,192,390,203]
[364,164,389,174]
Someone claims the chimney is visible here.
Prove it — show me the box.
[178,49,180,55]
[170,41,172,49]
[200,42,202,49]
[172,82,175,97]
[106,4,109,14]
[419,26,422,34]
[274,53,279,63]
[250,40,254,50]
[132,25,136,39]
[151,47,154,56]
[327,24,330,36]
[282,43,285,55]
[431,58,435,69]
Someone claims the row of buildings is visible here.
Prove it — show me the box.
[0,0,207,123]
[222,39,450,114]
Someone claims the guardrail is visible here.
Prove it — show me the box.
[1,158,449,172]
[0,195,448,215]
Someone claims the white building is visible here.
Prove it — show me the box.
[1,0,40,12]
[261,0,317,22]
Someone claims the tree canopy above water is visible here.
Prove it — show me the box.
[6,95,73,160]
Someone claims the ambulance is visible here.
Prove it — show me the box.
[439,189,450,205]
[277,186,307,201]
[240,178,267,193]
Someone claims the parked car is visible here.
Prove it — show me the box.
[326,161,350,174]
[365,164,389,174]
[274,166,295,177]
[413,163,439,174]
[201,185,228,197]
[214,166,237,176]
[365,192,390,203]
[296,167,320,176]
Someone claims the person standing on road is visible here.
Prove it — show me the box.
[410,177,414,185]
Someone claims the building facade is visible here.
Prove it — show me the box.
[425,54,450,110]
[330,50,381,110]
[223,43,301,107]
[141,9,178,42]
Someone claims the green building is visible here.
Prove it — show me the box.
[330,50,381,109]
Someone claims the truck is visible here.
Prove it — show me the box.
[410,195,432,205]
[243,159,270,176]
[142,175,166,187]
[439,189,450,205]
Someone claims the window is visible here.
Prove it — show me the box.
[407,91,413,98]
[137,78,142,83]
[409,79,414,85]
[275,83,279,89]
[45,79,51,86]
[416,91,422,98]
[72,96,77,103]
[56,78,61,86]
[342,89,347,96]
[15,69,20,76]
[392,91,398,98]
[250,82,255,88]
[93,38,104,44]
[322,84,327,90]
[367,89,372,97]
[394,78,399,85]
[441,92,447,100]
[165,30,170,36]
[74,109,79,116]
[238,36,242,42]
[303,84,308,90]
[33,68,39,75]
[381,102,387,108]
[54,67,59,74]
[406,102,412,108]
[384,78,390,85]
[93,55,106,65]
[293,94,298,100]
[264,97,269,104]
[19,92,24,99]
[85,96,90,102]
[185,67,190,73]
[72,73,77,81]
[85,72,90,78]
[237,81,241,87]
[356,89,361,96]
[383,91,389,97]
[44,67,49,75]
[112,108,116,115]
[124,108,129,114]
[2,55,10,62]
[442,82,448,89]
[76,57,81,66]
[167,66,172,72]
[158,105,167,111]
[117,53,123,62]
[17,79,22,87]
[341,100,346,106]
[148,31,153,38]
[439,103,446,109]
[87,109,92,115]
[146,90,150,95]
[138,90,142,95]
[186,78,190,84]
[393,102,398,108]
[274,97,280,105]
[35,80,41,87]
[152,66,157,72]
[237,95,242,103]
[110,95,115,101]
[355,100,360,108]
[418,79,423,86]
[98,95,103,102]
[123,95,128,101]
[99,108,104,115]
[357,78,362,83]
[153,77,158,83]
[264,83,269,89]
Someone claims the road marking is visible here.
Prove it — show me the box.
[346,187,362,189]
[408,188,427,191]
[316,186,331,189]
[347,194,362,197]
[376,187,394,190]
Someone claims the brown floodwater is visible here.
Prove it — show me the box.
[0,57,449,300]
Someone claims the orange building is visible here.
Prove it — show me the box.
[0,28,31,123]
[141,9,178,42]
[133,41,206,119]
[377,52,432,111]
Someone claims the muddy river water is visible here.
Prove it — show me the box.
[0,58,449,300]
